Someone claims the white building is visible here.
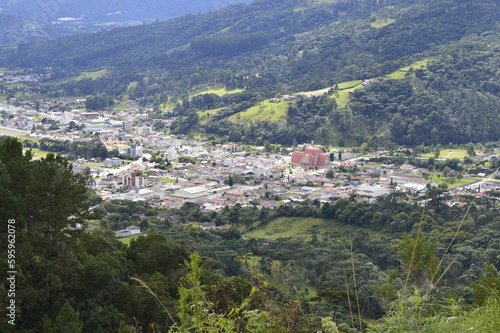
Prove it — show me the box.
[173,186,209,199]
[104,157,122,168]
[116,225,141,238]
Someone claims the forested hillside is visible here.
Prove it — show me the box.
[0,0,499,147]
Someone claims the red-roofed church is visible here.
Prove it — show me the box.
[291,147,330,168]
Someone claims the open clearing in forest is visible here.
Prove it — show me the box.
[43,69,109,85]
[198,107,224,124]
[228,100,287,123]
[117,234,147,245]
[421,149,467,159]
[243,217,385,242]
[371,18,396,28]
[192,87,244,97]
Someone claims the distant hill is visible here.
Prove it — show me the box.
[1,0,499,147]
[0,0,253,45]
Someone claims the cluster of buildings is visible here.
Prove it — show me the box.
[0,72,49,84]
[1,98,499,229]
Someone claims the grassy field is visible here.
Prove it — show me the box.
[244,217,384,242]
[42,69,109,85]
[370,18,396,28]
[26,148,52,160]
[198,107,225,124]
[113,103,129,111]
[363,163,383,168]
[192,87,244,97]
[228,100,288,123]
[338,80,363,89]
[421,149,467,159]
[74,69,109,81]
[117,234,146,245]
[0,127,27,137]
[333,85,362,108]
[427,175,477,187]
[386,59,429,79]
[160,178,177,183]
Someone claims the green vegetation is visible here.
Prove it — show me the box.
[228,100,287,123]
[74,69,109,80]
[337,80,363,89]
[113,103,129,111]
[117,233,146,245]
[26,148,51,160]
[3,136,500,331]
[1,0,498,148]
[160,177,177,183]
[244,255,317,298]
[244,216,384,241]
[333,84,363,108]
[192,86,244,97]
[370,18,396,28]
[385,59,429,79]
[198,107,224,124]
[421,149,468,159]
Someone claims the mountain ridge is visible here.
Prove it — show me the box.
[0,0,253,45]
[1,0,499,147]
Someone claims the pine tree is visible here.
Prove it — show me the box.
[53,302,83,333]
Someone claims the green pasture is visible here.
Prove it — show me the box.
[243,217,384,242]
[19,136,38,142]
[113,103,129,111]
[293,7,308,12]
[427,175,477,187]
[421,149,467,159]
[74,69,109,81]
[25,148,51,160]
[0,128,27,137]
[338,80,363,89]
[5,82,27,88]
[160,178,177,183]
[198,107,224,124]
[370,18,396,28]
[333,86,361,108]
[228,100,287,123]
[192,87,244,97]
[386,59,430,79]
[117,234,146,245]
[43,69,109,85]
[363,163,383,168]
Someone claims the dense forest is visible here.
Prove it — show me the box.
[1,0,498,147]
